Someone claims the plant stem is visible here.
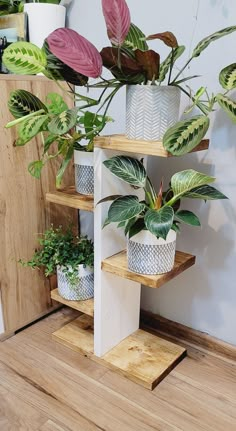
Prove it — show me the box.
[171,57,193,83]
[5,109,46,128]
[173,84,209,115]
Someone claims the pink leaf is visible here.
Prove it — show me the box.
[47,28,102,78]
[102,0,131,46]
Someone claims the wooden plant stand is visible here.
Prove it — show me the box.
[48,135,209,390]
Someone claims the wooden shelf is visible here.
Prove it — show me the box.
[102,250,196,289]
[95,134,209,157]
[53,314,186,390]
[51,289,94,317]
[46,186,94,211]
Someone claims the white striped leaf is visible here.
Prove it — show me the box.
[3,42,46,75]
[123,23,148,51]
[144,206,174,240]
[48,108,78,135]
[171,170,215,198]
[219,63,236,90]
[108,195,146,222]
[163,115,210,156]
[159,46,185,82]
[103,156,147,187]
[192,26,236,58]
[185,185,227,200]
[216,93,236,122]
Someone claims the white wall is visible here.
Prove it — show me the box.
[68,0,236,345]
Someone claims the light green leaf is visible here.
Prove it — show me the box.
[48,108,78,135]
[123,23,149,51]
[56,145,74,187]
[144,206,174,240]
[28,160,44,179]
[108,196,146,222]
[171,169,215,198]
[16,115,49,146]
[3,42,46,75]
[219,63,236,90]
[185,185,228,200]
[43,134,57,154]
[159,45,185,82]
[175,210,201,226]
[192,26,236,58]
[163,115,210,156]
[8,89,47,119]
[103,156,147,188]
[46,93,68,115]
[216,93,236,122]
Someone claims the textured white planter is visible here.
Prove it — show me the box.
[74,150,94,196]
[126,85,181,141]
[57,265,94,301]
[24,4,66,48]
[127,229,176,275]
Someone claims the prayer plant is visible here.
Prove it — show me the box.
[100,156,227,240]
[3,0,236,156]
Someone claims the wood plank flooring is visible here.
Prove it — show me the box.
[0,308,235,431]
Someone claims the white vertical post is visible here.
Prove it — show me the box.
[94,148,142,357]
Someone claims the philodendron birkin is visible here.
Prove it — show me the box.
[100,155,227,275]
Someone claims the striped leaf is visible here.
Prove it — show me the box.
[159,46,185,82]
[108,195,146,222]
[171,170,215,198]
[3,42,46,75]
[103,156,147,187]
[192,26,236,58]
[216,93,236,122]
[219,63,236,90]
[16,115,49,146]
[185,185,228,200]
[8,89,47,119]
[123,23,148,51]
[144,206,174,240]
[163,115,210,156]
[102,0,131,46]
[48,108,78,135]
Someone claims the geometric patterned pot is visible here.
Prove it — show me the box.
[126,85,181,141]
[57,265,94,301]
[127,230,176,275]
[74,150,94,196]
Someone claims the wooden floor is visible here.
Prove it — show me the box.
[0,309,235,431]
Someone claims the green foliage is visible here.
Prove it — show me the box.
[8,89,47,119]
[19,225,94,286]
[0,0,23,15]
[219,63,236,90]
[48,108,78,135]
[159,46,185,82]
[101,156,227,240]
[123,23,149,52]
[3,42,46,75]
[215,93,236,123]
[191,26,236,58]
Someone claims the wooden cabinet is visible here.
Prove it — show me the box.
[0,75,77,336]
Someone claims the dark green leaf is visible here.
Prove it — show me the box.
[123,23,149,51]
[103,156,147,187]
[144,206,174,240]
[192,26,236,58]
[108,195,146,222]
[128,217,146,238]
[185,185,228,200]
[175,210,201,226]
[8,89,47,119]
[97,195,122,205]
[159,46,185,82]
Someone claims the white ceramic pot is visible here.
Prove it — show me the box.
[126,85,181,141]
[74,150,94,196]
[127,229,176,275]
[24,4,66,48]
[57,264,94,301]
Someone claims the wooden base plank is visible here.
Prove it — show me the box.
[95,134,209,157]
[52,315,186,390]
[46,187,94,211]
[102,250,196,289]
[51,289,94,317]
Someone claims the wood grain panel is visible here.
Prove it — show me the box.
[46,187,94,211]
[51,289,94,317]
[0,76,77,332]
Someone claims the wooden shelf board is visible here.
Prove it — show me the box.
[52,314,186,390]
[102,250,196,289]
[94,134,209,157]
[46,186,94,211]
[51,289,94,317]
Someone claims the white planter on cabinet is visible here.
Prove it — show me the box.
[57,265,94,301]
[74,150,94,195]
[24,4,66,47]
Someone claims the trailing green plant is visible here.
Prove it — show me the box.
[0,0,24,15]
[100,155,227,240]
[5,90,112,185]
[19,225,94,286]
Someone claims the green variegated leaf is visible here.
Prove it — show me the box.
[175,210,201,226]
[216,93,236,122]
[16,115,49,146]
[8,89,47,119]
[3,42,46,75]
[171,169,215,198]
[192,26,236,58]
[46,93,68,115]
[185,185,228,200]
[144,206,174,240]
[48,108,78,135]
[159,46,185,82]
[163,115,210,156]
[219,63,236,90]
[28,160,44,179]
[123,23,148,51]
[108,196,146,222]
[103,156,146,187]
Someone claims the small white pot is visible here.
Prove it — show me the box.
[74,150,94,196]
[126,85,181,141]
[57,264,94,301]
[127,229,176,275]
[24,4,66,48]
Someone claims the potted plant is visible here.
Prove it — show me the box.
[0,1,24,15]
[99,155,227,275]
[20,225,94,301]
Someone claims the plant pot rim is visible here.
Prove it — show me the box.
[57,264,93,271]
[24,3,66,10]
[128,229,177,245]
[126,84,180,90]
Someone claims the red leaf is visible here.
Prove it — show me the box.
[135,49,160,81]
[102,0,131,46]
[47,28,102,78]
[155,179,163,210]
[101,47,142,75]
[146,31,178,48]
